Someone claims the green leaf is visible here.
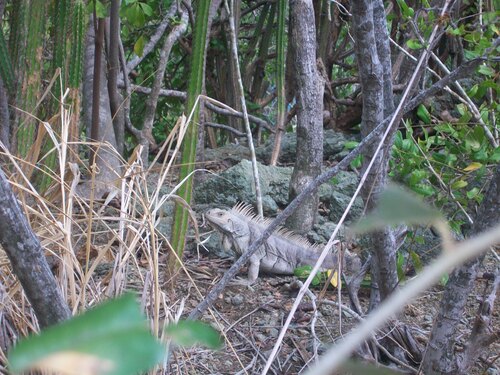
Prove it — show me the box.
[407,39,423,50]
[354,184,442,233]
[440,273,449,286]
[139,2,153,16]
[490,147,500,163]
[294,265,313,278]
[409,251,423,272]
[411,183,436,197]
[478,65,494,77]
[408,169,427,186]
[165,321,221,349]
[466,187,479,199]
[463,162,482,172]
[350,154,363,169]
[451,179,468,189]
[8,294,164,375]
[344,141,360,150]
[126,3,145,27]
[134,35,146,57]
[397,252,405,281]
[416,104,431,124]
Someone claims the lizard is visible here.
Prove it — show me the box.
[204,202,363,289]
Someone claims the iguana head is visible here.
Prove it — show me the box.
[205,208,236,234]
[205,208,249,236]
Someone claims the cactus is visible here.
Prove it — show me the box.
[0,29,14,92]
[16,0,48,158]
[69,0,86,89]
[169,0,211,270]
[53,0,70,72]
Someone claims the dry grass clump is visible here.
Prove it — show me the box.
[0,99,206,372]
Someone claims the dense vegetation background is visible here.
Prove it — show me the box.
[0,0,498,373]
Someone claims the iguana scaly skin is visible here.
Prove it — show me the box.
[205,203,361,284]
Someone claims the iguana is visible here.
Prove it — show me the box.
[204,203,362,286]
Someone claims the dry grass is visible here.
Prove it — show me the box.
[0,92,243,373]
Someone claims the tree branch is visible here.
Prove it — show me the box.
[126,1,179,72]
[0,168,71,328]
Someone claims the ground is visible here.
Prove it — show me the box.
[160,248,500,375]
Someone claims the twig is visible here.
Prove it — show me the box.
[119,82,187,100]
[205,101,274,133]
[204,122,246,137]
[118,35,141,138]
[296,280,320,364]
[224,0,263,217]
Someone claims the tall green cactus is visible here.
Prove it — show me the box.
[69,0,86,90]
[67,0,86,160]
[16,0,48,158]
[169,0,211,270]
[0,29,14,92]
[37,0,72,190]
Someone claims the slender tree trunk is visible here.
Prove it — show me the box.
[0,78,9,150]
[107,0,124,155]
[421,163,500,375]
[286,0,324,233]
[352,0,398,305]
[81,17,121,198]
[0,168,71,328]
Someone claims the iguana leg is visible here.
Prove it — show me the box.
[247,255,261,284]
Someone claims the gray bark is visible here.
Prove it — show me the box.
[0,78,9,150]
[0,167,70,328]
[421,163,500,375]
[107,0,124,155]
[81,19,122,198]
[286,0,324,233]
[352,0,398,304]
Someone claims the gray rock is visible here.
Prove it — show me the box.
[231,294,245,306]
[194,159,292,209]
[256,129,358,164]
[328,191,364,223]
[267,328,279,338]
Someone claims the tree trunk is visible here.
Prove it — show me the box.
[286,0,324,233]
[0,167,71,328]
[0,78,9,150]
[107,0,124,156]
[421,163,500,375]
[81,17,122,199]
[352,0,398,305]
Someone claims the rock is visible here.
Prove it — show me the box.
[308,222,339,244]
[204,143,254,166]
[328,191,364,223]
[194,159,292,210]
[231,294,245,306]
[266,328,279,338]
[256,129,358,164]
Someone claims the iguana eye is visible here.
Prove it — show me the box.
[217,212,224,216]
